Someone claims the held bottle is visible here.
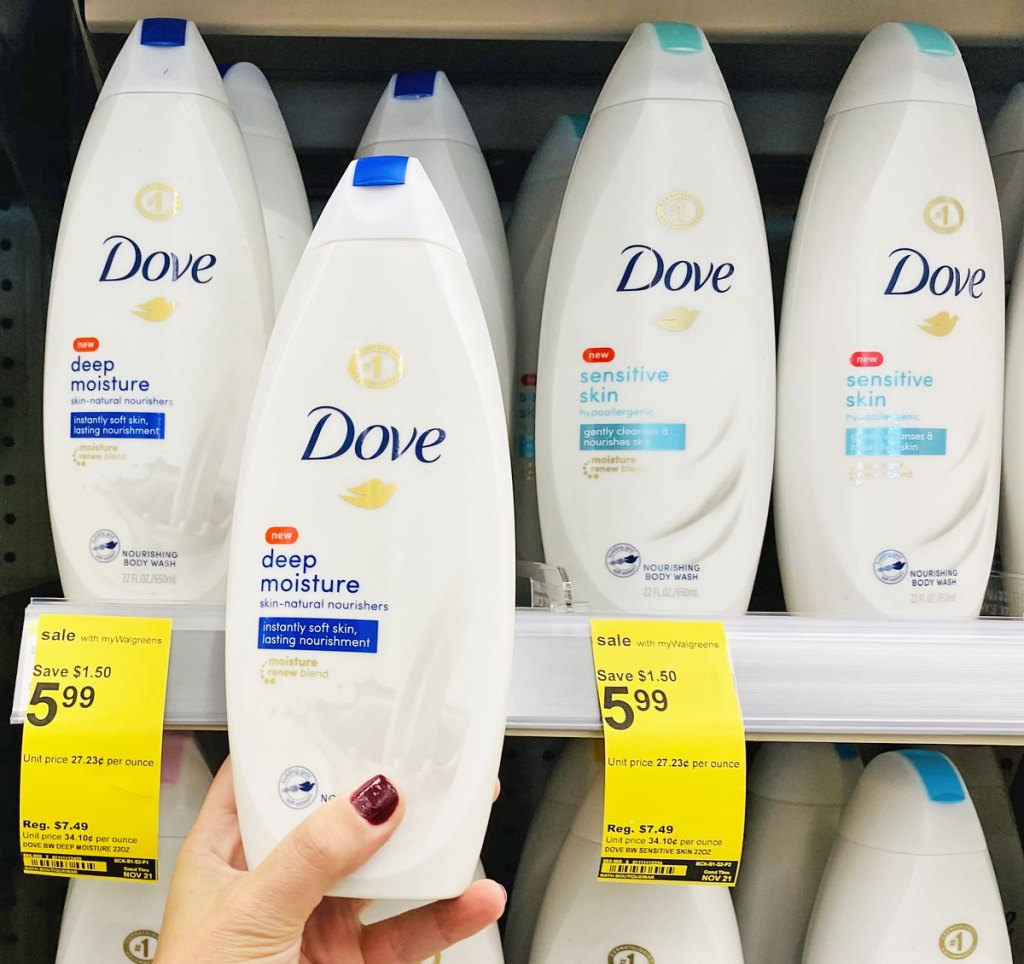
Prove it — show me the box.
[507,114,587,562]
[774,23,1003,617]
[55,734,212,963]
[535,22,775,613]
[222,62,312,313]
[357,71,515,428]
[803,749,1011,963]
[225,155,514,900]
[528,770,744,963]
[42,18,272,603]
[733,743,863,964]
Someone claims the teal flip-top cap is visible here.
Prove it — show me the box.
[394,71,437,98]
[653,22,703,53]
[898,749,966,803]
[834,744,860,761]
[353,155,409,186]
[900,22,957,56]
[569,114,589,137]
[140,18,187,47]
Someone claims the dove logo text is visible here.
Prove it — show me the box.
[616,244,735,294]
[98,235,217,284]
[883,247,986,299]
[300,406,446,464]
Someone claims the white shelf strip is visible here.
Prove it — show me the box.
[10,601,1024,740]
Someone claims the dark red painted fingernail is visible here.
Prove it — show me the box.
[350,774,399,825]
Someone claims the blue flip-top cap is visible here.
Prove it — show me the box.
[834,744,860,761]
[218,63,235,77]
[394,70,437,99]
[898,749,966,804]
[353,155,409,187]
[140,18,188,47]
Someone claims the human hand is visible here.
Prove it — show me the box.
[156,758,505,963]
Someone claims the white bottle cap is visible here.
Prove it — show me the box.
[520,114,588,188]
[988,83,1024,157]
[750,743,862,806]
[827,22,976,118]
[222,62,291,142]
[308,155,461,252]
[359,71,479,150]
[839,750,987,856]
[160,732,212,839]
[98,18,228,106]
[593,22,731,116]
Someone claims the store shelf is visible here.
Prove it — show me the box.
[10,600,1024,742]
[83,0,1024,41]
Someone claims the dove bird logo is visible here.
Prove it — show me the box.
[132,297,176,322]
[341,479,397,510]
[654,307,700,332]
[918,311,959,337]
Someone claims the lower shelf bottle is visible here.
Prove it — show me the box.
[54,733,211,963]
[528,770,744,963]
[734,743,862,964]
[504,739,602,964]
[941,746,1024,962]
[803,749,1011,963]
[362,862,505,962]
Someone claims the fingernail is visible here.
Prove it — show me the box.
[499,884,508,902]
[350,774,399,826]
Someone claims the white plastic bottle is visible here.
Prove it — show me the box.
[733,743,863,964]
[357,71,515,428]
[503,739,601,964]
[225,155,514,900]
[507,114,587,562]
[42,18,272,603]
[942,746,1024,961]
[55,733,212,963]
[222,62,312,314]
[362,862,505,962]
[528,770,744,963]
[988,85,1024,286]
[535,22,775,613]
[774,23,1003,618]
[1002,213,1024,581]
[804,749,1011,963]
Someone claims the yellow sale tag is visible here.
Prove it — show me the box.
[591,619,745,885]
[20,614,171,880]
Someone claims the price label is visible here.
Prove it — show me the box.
[20,614,171,880]
[591,619,745,885]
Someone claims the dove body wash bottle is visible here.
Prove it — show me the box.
[223,62,312,314]
[734,743,863,964]
[225,155,514,900]
[534,22,775,613]
[42,18,272,602]
[803,750,1012,964]
[55,734,211,963]
[774,23,1003,617]
[507,114,586,563]
[357,72,515,429]
[528,771,745,964]
[989,84,1024,286]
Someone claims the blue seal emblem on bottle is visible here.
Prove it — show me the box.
[606,543,641,578]
[89,528,120,563]
[873,549,908,584]
[278,765,317,809]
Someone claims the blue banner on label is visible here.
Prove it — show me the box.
[518,434,535,459]
[580,423,686,452]
[257,617,378,653]
[845,427,947,457]
[70,411,165,440]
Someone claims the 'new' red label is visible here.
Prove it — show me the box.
[521,373,537,387]
[850,351,884,368]
[265,526,299,544]
[583,347,615,363]
[73,337,99,352]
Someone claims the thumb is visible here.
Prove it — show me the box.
[239,773,403,926]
